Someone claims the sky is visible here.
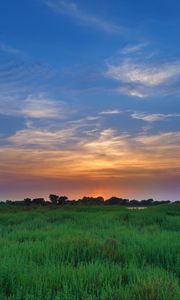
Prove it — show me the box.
[0,0,180,200]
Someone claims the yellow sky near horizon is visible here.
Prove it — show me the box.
[0,128,180,200]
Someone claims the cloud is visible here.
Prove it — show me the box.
[0,43,22,55]
[99,109,121,115]
[82,129,99,136]
[0,93,70,120]
[43,0,126,34]
[121,43,148,55]
[7,111,101,148]
[107,59,180,87]
[8,127,77,148]
[135,132,180,148]
[106,44,180,98]
[22,94,68,119]
[110,60,180,87]
[0,58,53,98]
[117,86,147,98]
[131,112,180,122]
[2,128,180,182]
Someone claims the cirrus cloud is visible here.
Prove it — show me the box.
[131,112,180,122]
[106,44,180,98]
[43,0,126,34]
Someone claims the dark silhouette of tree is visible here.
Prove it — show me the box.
[95,196,104,205]
[78,196,104,205]
[129,200,139,206]
[49,194,68,205]
[6,200,13,205]
[58,196,68,205]
[24,198,31,205]
[2,194,176,207]
[106,197,128,205]
[32,198,45,205]
[49,194,59,205]
[140,199,154,206]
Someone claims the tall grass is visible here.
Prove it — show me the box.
[0,204,179,299]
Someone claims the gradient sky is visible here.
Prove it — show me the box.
[0,0,180,200]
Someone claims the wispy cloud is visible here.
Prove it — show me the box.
[107,59,180,87]
[117,86,147,98]
[0,93,69,120]
[0,43,22,55]
[135,131,180,148]
[6,110,101,149]
[131,112,180,122]
[3,127,180,181]
[106,44,180,98]
[8,127,77,148]
[43,0,126,34]
[0,58,53,98]
[99,109,121,115]
[22,94,69,119]
[121,43,148,55]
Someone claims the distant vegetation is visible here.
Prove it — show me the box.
[2,194,179,206]
[0,204,179,299]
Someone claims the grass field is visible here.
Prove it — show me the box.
[0,204,179,300]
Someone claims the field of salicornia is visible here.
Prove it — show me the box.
[0,204,179,300]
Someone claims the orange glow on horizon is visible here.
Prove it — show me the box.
[0,130,180,200]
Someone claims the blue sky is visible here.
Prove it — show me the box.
[0,0,180,200]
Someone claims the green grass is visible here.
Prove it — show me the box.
[0,204,179,300]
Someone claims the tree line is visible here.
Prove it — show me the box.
[1,194,179,206]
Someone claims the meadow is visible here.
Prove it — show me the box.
[0,204,179,300]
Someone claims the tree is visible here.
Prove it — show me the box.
[32,198,45,205]
[106,197,125,205]
[129,199,139,206]
[24,198,31,205]
[58,196,68,205]
[95,196,104,205]
[78,196,104,205]
[49,194,59,205]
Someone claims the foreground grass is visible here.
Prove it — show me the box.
[0,204,179,300]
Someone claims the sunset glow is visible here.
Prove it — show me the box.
[0,0,180,200]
